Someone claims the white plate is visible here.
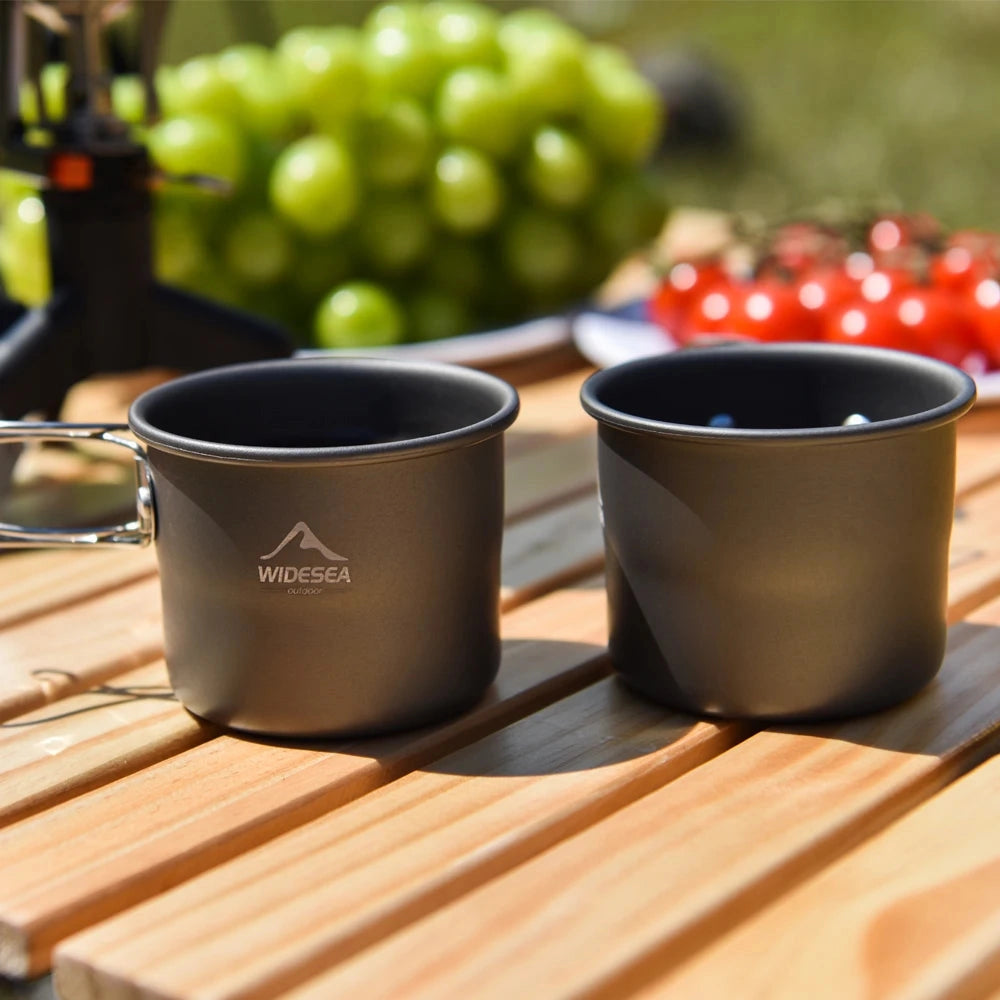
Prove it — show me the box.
[572,310,1000,405]
[296,314,572,367]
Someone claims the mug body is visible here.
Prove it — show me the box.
[129,358,518,737]
[582,344,976,721]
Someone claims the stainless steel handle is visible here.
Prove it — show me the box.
[0,422,155,547]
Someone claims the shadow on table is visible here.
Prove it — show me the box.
[0,674,175,729]
[767,620,1000,762]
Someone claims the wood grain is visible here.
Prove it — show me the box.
[0,661,210,828]
[641,755,1000,1000]
[0,576,164,722]
[955,405,1000,499]
[505,368,594,454]
[947,478,1000,621]
[239,616,1000,1000]
[54,682,747,1000]
[0,546,157,631]
[500,491,604,610]
[0,579,610,977]
[505,432,596,522]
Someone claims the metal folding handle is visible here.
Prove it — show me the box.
[0,421,155,547]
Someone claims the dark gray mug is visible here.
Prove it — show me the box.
[0,358,519,737]
[581,343,976,721]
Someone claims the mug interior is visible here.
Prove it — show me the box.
[582,344,976,439]
[130,359,519,463]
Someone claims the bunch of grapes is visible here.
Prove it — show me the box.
[0,2,667,348]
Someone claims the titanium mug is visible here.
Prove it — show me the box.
[0,358,520,737]
[581,343,976,721]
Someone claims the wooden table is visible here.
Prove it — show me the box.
[2,351,1000,1000]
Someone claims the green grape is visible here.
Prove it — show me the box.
[499,14,585,117]
[585,43,634,79]
[168,55,242,119]
[111,75,146,124]
[269,134,358,238]
[153,207,208,285]
[217,43,273,87]
[363,22,441,100]
[238,68,297,140]
[359,98,432,189]
[0,237,49,305]
[430,147,503,234]
[424,235,487,300]
[0,171,38,213]
[216,44,294,139]
[42,63,68,119]
[501,208,580,292]
[279,27,367,128]
[582,62,662,166]
[147,114,246,189]
[364,3,427,33]
[0,193,50,305]
[19,63,67,123]
[359,194,431,274]
[497,8,568,45]
[314,281,405,348]
[154,66,181,116]
[423,1,500,69]
[408,288,472,341]
[275,26,324,68]
[223,211,293,285]
[435,67,518,159]
[522,126,596,210]
[588,171,668,255]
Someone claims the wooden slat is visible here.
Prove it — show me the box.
[955,405,1000,498]
[0,661,211,828]
[500,492,604,610]
[0,576,164,722]
[947,478,1000,621]
[504,432,596,522]
[641,755,1000,1000]
[0,547,157,631]
[54,683,748,1000]
[504,369,594,456]
[231,612,1000,1000]
[0,579,610,978]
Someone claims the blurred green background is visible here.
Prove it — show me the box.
[162,0,1000,230]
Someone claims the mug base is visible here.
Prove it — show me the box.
[611,668,940,724]
[180,680,495,740]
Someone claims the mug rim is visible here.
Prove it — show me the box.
[580,342,977,444]
[128,357,520,466]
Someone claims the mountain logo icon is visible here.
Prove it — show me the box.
[260,522,347,562]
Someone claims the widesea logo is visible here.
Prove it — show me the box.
[257,521,351,595]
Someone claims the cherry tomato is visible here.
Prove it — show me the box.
[725,281,822,342]
[948,229,1000,269]
[796,265,862,316]
[929,246,993,293]
[686,277,742,338]
[893,287,980,368]
[968,277,1000,366]
[867,212,940,268]
[824,297,916,352]
[651,260,728,342]
[767,221,847,275]
[859,267,918,304]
